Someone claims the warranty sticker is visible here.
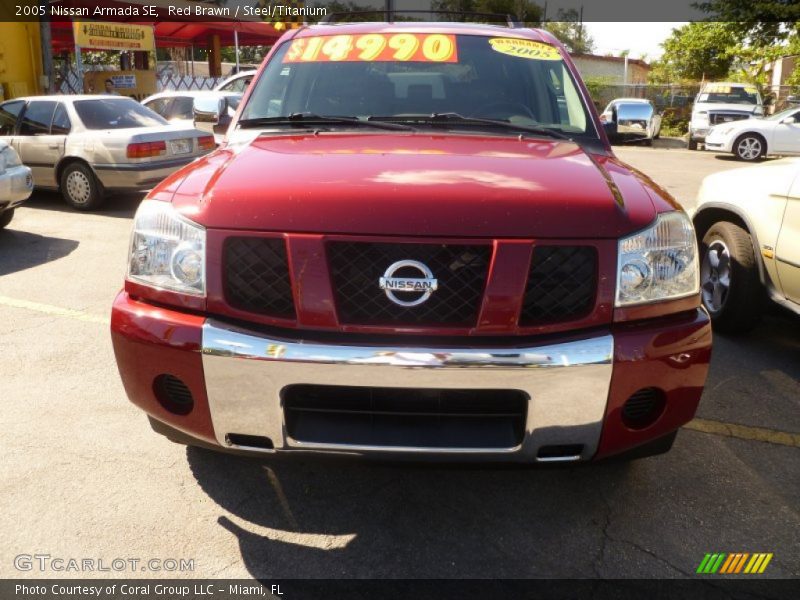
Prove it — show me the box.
[488,38,561,61]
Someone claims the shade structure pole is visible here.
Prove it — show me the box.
[234,29,240,72]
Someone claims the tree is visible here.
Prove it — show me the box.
[543,9,594,54]
[649,22,738,83]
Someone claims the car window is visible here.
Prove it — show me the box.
[73,98,168,129]
[19,100,57,136]
[241,35,594,138]
[222,76,251,93]
[170,96,195,120]
[144,97,171,118]
[0,100,24,135]
[51,103,71,135]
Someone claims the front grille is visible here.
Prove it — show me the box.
[327,242,490,326]
[709,112,750,125]
[283,384,527,449]
[520,246,597,325]
[223,237,295,318]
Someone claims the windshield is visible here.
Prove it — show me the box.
[697,85,761,105]
[240,33,595,138]
[73,98,168,129]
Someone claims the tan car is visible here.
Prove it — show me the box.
[692,158,800,331]
[0,95,215,210]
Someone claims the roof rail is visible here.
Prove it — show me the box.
[319,10,522,28]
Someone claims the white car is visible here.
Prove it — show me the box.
[704,106,800,161]
[0,140,33,229]
[142,90,243,144]
[214,70,256,93]
[692,158,800,331]
[0,95,215,210]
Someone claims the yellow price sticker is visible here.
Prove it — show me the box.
[488,38,561,61]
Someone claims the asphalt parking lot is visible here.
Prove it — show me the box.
[1,143,798,580]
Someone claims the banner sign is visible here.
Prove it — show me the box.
[283,34,458,64]
[73,21,155,52]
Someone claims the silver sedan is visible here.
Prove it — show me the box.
[0,95,215,210]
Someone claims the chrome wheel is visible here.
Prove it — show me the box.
[701,240,731,313]
[65,170,91,205]
[736,136,762,161]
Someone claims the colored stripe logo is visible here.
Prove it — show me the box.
[697,553,773,574]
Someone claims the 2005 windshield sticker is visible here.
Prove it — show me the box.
[488,38,561,61]
[283,34,458,63]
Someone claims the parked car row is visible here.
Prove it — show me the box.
[0,89,247,211]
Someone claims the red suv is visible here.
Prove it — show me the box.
[111,19,711,463]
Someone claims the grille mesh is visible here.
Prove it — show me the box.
[520,246,597,325]
[327,242,490,326]
[223,237,295,318]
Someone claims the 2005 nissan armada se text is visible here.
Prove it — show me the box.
[111,18,712,463]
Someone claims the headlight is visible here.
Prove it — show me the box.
[127,200,206,296]
[719,126,735,135]
[616,212,699,307]
[0,145,22,170]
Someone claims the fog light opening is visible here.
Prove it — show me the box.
[225,433,275,451]
[622,387,666,430]
[153,374,194,416]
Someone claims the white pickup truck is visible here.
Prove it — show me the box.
[688,82,764,150]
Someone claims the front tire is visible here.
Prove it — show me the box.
[60,162,105,210]
[688,137,698,150]
[700,222,763,332]
[734,134,766,161]
[0,209,14,229]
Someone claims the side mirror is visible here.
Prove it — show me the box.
[781,116,797,125]
[193,97,233,136]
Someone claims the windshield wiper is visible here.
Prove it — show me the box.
[238,113,415,131]
[368,113,574,141]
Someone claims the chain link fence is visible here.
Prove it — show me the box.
[53,63,223,95]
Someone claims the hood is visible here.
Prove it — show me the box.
[165,133,659,238]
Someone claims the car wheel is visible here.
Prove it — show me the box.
[688,138,698,150]
[60,162,105,210]
[700,222,764,332]
[734,134,766,161]
[0,209,14,229]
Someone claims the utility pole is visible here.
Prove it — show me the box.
[39,0,55,93]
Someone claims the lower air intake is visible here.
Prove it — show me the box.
[283,385,528,449]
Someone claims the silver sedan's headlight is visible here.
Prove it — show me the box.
[127,200,206,296]
[616,211,699,306]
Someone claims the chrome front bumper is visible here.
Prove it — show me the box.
[201,319,614,462]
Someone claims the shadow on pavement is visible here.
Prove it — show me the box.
[187,447,636,579]
[20,189,144,220]
[0,229,79,276]
[699,307,800,432]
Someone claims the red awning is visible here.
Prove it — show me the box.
[49,0,283,51]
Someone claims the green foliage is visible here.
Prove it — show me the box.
[542,9,594,54]
[649,22,738,83]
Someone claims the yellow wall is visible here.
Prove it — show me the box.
[0,22,44,100]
